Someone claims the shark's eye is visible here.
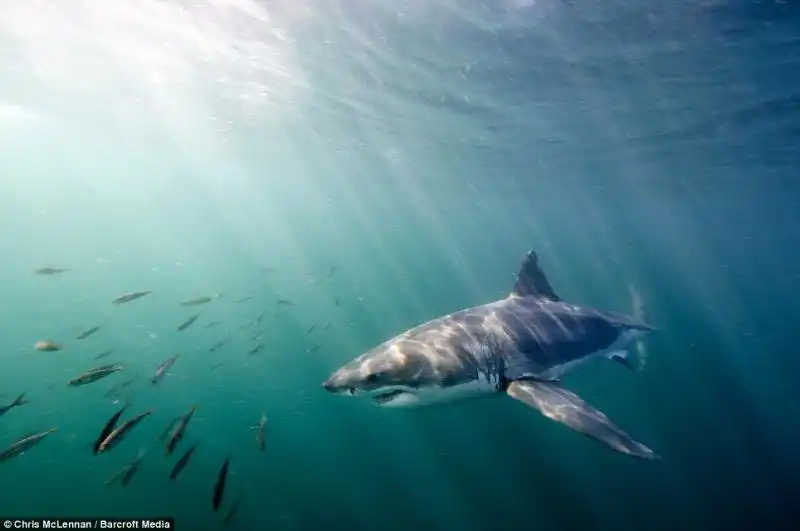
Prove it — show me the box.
[365,373,378,383]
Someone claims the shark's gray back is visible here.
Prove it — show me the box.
[380,296,644,387]
[487,297,635,379]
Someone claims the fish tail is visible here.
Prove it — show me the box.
[14,392,29,407]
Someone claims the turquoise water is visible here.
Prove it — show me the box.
[2,1,800,530]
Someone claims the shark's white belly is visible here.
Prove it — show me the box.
[380,375,501,408]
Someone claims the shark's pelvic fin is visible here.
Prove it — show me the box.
[506,379,658,459]
[510,250,561,301]
[607,351,636,371]
[627,283,648,371]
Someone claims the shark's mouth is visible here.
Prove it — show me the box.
[372,390,406,405]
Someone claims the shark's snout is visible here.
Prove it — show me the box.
[322,373,344,393]
[322,369,353,394]
[322,346,424,404]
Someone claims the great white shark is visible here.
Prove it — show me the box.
[323,249,658,459]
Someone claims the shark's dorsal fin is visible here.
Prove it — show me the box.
[510,250,560,301]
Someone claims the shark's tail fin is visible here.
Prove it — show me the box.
[627,283,648,371]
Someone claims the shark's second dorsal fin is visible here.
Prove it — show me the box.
[510,250,561,301]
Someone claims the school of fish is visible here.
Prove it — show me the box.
[4,264,339,526]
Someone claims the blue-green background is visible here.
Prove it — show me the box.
[1,1,799,530]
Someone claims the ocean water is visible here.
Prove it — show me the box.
[1,0,800,530]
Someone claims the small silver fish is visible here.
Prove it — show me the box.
[179,293,222,307]
[94,349,114,360]
[121,448,146,486]
[104,464,130,487]
[0,427,57,463]
[247,343,264,356]
[212,457,230,512]
[34,267,68,275]
[76,326,101,340]
[112,291,152,305]
[34,340,62,352]
[209,337,229,353]
[68,365,123,387]
[96,410,152,453]
[223,492,244,526]
[93,404,129,454]
[105,448,146,487]
[249,411,267,452]
[105,376,135,398]
[177,314,200,332]
[158,416,183,442]
[165,405,197,455]
[169,442,199,480]
[151,355,179,385]
[0,392,28,418]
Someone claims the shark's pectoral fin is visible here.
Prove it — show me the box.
[506,380,658,460]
